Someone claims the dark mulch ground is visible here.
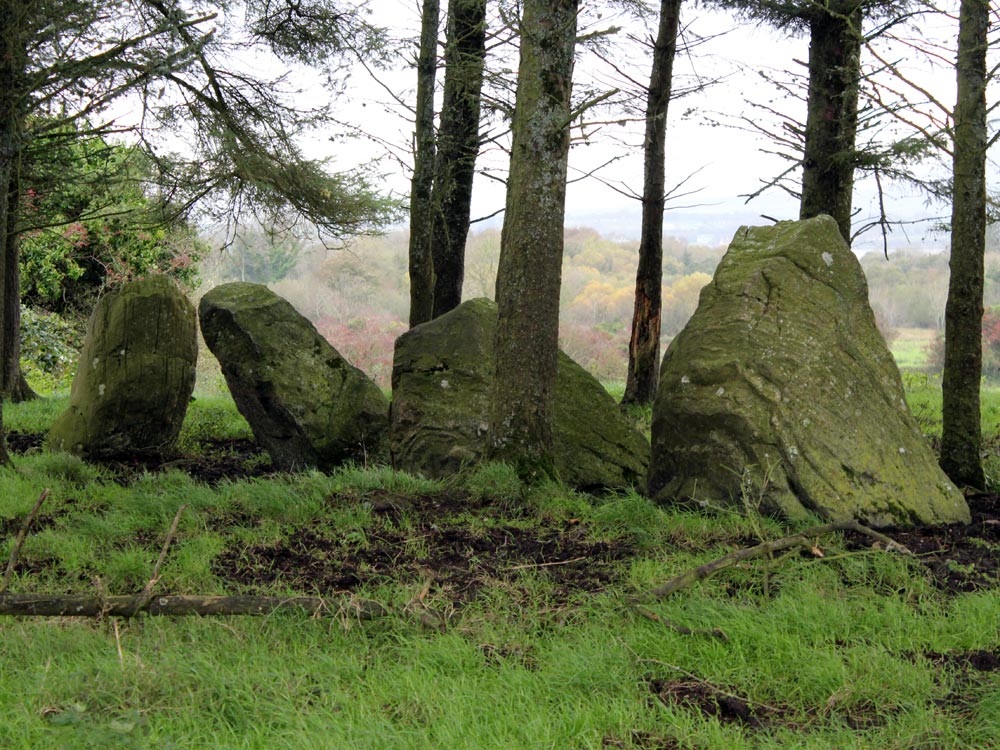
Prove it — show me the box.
[96,438,276,486]
[212,488,632,607]
[6,431,275,485]
[843,491,1000,594]
[6,430,43,454]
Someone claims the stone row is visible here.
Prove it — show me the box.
[45,215,970,526]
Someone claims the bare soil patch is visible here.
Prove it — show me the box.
[212,489,631,607]
[843,491,1000,594]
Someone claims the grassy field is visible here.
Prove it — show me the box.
[1,390,999,749]
[890,328,937,371]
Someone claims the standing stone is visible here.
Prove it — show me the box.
[199,283,388,471]
[390,298,649,490]
[48,276,197,457]
[649,216,970,527]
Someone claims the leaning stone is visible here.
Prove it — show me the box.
[390,298,649,491]
[48,275,197,457]
[199,282,388,471]
[648,215,970,527]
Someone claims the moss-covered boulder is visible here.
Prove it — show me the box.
[648,216,969,526]
[199,282,388,471]
[48,276,197,457]
[390,298,649,490]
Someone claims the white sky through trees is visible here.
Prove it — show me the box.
[326,0,981,252]
[105,1,984,251]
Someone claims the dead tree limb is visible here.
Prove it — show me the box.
[1,489,50,594]
[129,504,187,615]
[640,519,910,602]
[0,593,388,619]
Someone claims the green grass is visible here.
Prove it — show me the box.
[902,370,1000,436]
[890,327,937,371]
[177,393,254,449]
[1,386,999,749]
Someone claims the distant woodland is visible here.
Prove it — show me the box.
[198,225,1000,386]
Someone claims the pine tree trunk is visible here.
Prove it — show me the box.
[798,3,862,243]
[407,0,440,328]
[430,0,486,319]
[488,0,578,478]
[3,168,36,403]
[622,0,682,407]
[0,199,9,458]
[0,0,25,466]
[941,0,989,489]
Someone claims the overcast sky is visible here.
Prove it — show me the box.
[225,1,979,251]
[328,3,814,245]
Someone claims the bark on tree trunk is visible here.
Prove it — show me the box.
[0,170,12,465]
[798,2,862,244]
[488,0,578,478]
[3,168,35,403]
[407,0,440,328]
[622,0,682,407]
[0,0,24,467]
[941,0,989,489]
[430,0,487,319]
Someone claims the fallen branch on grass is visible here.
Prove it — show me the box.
[638,519,911,603]
[1,489,50,594]
[0,593,388,619]
[1,496,388,622]
[128,504,187,616]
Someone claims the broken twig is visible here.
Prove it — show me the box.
[639,519,911,602]
[130,504,187,615]
[1,489,50,594]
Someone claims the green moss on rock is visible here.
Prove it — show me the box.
[648,216,970,527]
[199,282,388,471]
[48,276,197,457]
[390,298,649,491]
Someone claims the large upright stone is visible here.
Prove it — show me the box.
[48,275,197,457]
[390,298,649,490]
[199,283,388,471]
[649,216,969,526]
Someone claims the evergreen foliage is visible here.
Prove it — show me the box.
[19,123,202,313]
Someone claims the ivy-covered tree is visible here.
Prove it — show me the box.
[430,0,488,319]
[407,0,440,327]
[407,0,488,326]
[859,1,997,489]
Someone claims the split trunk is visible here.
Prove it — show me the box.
[623,0,682,406]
